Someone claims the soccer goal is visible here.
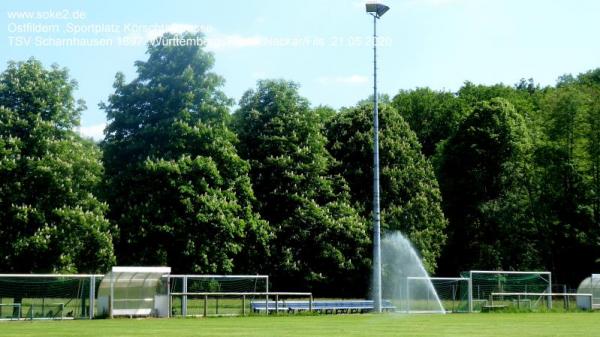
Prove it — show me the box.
[0,274,101,320]
[407,277,469,313]
[462,270,552,312]
[168,274,270,316]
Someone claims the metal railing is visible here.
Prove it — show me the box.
[169,291,313,316]
[490,292,592,310]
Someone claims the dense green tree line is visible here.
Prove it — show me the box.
[395,73,600,285]
[1,32,598,290]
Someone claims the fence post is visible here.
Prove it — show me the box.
[109,272,114,319]
[182,276,188,317]
[405,278,409,313]
[453,284,458,312]
[242,295,246,316]
[547,274,553,309]
[89,275,95,319]
[265,279,269,316]
[309,295,313,312]
[167,276,171,318]
[203,295,207,317]
[468,272,473,313]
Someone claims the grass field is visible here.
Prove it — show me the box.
[1,312,598,337]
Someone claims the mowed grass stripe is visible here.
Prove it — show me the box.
[0,313,598,337]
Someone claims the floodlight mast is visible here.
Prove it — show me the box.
[366,1,389,314]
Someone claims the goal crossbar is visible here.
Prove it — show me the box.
[491,292,590,297]
[171,292,310,296]
[0,274,104,278]
[469,270,550,276]
[169,275,268,279]
[407,277,469,281]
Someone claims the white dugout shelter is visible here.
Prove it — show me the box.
[97,266,171,318]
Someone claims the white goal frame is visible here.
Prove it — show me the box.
[168,274,269,316]
[467,270,552,312]
[0,273,103,320]
[406,276,469,313]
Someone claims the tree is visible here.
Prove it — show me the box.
[534,83,597,284]
[458,81,539,130]
[0,59,115,273]
[326,102,447,273]
[582,80,600,272]
[436,98,539,273]
[102,32,269,274]
[584,82,600,228]
[234,80,370,295]
[392,88,467,157]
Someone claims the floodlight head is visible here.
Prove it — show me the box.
[366,2,390,18]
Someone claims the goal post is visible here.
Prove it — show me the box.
[168,275,269,317]
[406,277,469,313]
[0,274,102,320]
[462,270,552,312]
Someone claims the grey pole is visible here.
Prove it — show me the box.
[89,275,95,319]
[182,275,188,317]
[372,12,382,313]
[366,1,389,315]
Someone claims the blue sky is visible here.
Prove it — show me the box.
[1,0,599,139]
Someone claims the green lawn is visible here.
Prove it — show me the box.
[1,313,598,337]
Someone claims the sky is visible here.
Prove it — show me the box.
[1,0,599,140]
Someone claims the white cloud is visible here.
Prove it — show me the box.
[77,123,106,141]
[317,75,369,86]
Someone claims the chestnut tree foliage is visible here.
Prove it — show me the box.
[0,59,115,273]
[101,33,269,274]
[234,80,370,294]
[326,103,447,272]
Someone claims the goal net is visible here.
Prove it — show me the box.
[407,277,469,313]
[0,274,98,320]
[169,275,268,316]
[462,270,551,311]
